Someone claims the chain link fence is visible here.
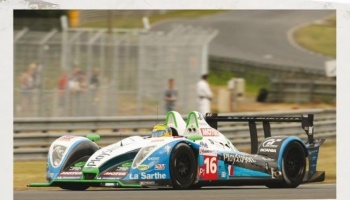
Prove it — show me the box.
[14,25,218,117]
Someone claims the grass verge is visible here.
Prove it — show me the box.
[294,15,336,58]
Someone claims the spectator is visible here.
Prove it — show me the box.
[90,68,100,89]
[18,64,36,116]
[68,67,80,92]
[164,78,178,113]
[57,71,68,115]
[67,67,81,116]
[196,74,213,115]
[76,70,88,115]
[89,68,101,107]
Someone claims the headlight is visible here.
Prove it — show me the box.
[52,145,67,167]
[132,145,156,168]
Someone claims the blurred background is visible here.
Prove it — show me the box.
[13,10,336,118]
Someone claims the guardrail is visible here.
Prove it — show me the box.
[209,56,326,79]
[268,79,336,103]
[14,108,336,160]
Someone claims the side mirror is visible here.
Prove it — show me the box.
[86,134,101,142]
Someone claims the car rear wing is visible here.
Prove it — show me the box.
[205,113,316,154]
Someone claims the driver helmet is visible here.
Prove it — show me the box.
[152,124,172,137]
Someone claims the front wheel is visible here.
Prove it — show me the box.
[59,183,90,191]
[169,143,197,189]
[266,141,306,188]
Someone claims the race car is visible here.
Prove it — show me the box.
[28,111,325,190]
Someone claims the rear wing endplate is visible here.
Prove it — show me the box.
[205,113,315,154]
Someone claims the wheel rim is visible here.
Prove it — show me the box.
[284,147,304,180]
[175,153,191,177]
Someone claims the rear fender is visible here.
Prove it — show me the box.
[257,136,308,170]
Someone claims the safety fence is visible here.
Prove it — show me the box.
[14,108,336,160]
[14,26,218,118]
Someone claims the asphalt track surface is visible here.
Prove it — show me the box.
[15,184,335,200]
[152,10,335,71]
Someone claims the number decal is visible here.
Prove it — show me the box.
[199,155,218,180]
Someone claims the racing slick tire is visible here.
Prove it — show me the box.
[266,141,306,188]
[169,143,197,189]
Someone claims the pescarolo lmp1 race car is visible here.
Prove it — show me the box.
[28,111,325,190]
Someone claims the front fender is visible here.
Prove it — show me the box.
[124,139,200,182]
[47,135,99,181]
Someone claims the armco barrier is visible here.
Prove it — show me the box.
[13,109,336,160]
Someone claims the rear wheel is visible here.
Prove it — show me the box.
[266,141,306,188]
[169,143,197,189]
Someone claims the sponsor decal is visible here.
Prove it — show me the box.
[59,135,77,141]
[68,166,82,171]
[199,155,218,180]
[223,154,256,165]
[147,157,160,161]
[199,148,217,155]
[129,172,166,180]
[311,156,317,161]
[57,176,81,180]
[151,139,165,143]
[200,128,219,137]
[262,139,281,148]
[261,156,274,161]
[200,141,208,148]
[59,171,82,176]
[121,162,132,168]
[154,164,165,170]
[259,148,277,153]
[308,149,319,154]
[138,164,149,171]
[87,145,122,166]
[221,172,226,178]
[103,171,128,176]
[116,166,129,171]
[140,181,156,185]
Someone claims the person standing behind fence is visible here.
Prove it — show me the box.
[90,68,100,105]
[18,64,36,116]
[164,78,178,113]
[67,67,81,116]
[57,71,68,115]
[197,74,213,115]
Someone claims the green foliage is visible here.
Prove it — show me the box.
[208,68,270,97]
[80,10,225,29]
[207,69,234,86]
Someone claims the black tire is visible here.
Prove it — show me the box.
[169,143,197,189]
[189,183,202,189]
[266,141,306,188]
[59,183,90,191]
